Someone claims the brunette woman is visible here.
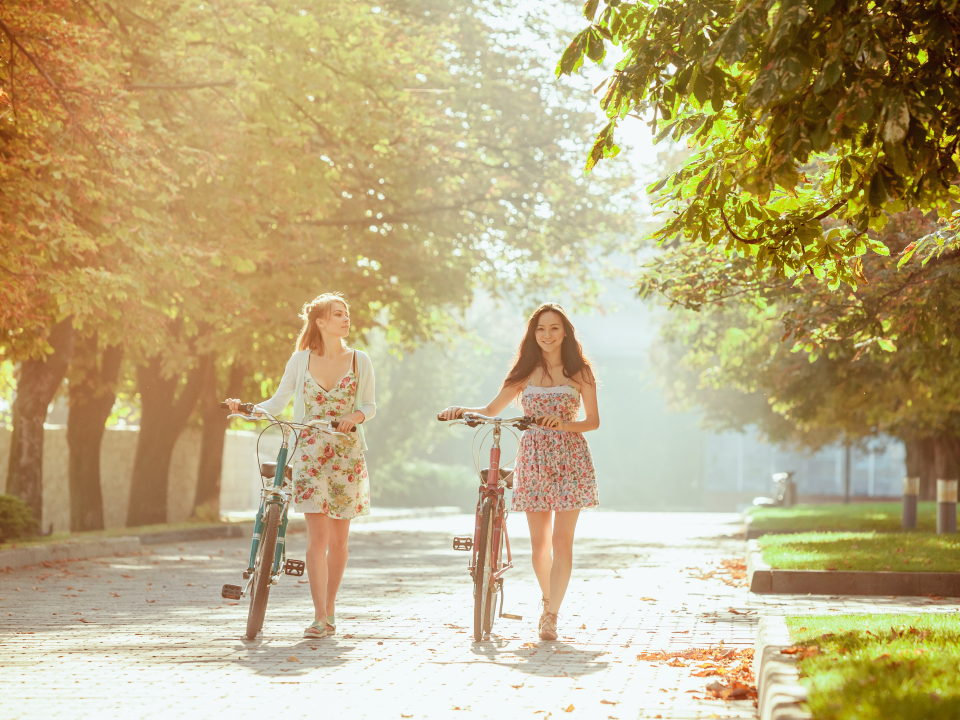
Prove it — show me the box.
[440,303,599,640]
[226,292,376,639]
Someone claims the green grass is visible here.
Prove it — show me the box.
[0,518,244,551]
[748,502,937,533]
[787,613,960,720]
[759,531,960,572]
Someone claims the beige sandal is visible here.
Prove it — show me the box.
[539,611,558,641]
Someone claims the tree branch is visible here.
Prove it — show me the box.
[720,201,846,245]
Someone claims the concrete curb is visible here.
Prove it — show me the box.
[0,537,142,571]
[747,539,960,596]
[753,616,812,720]
[748,539,773,593]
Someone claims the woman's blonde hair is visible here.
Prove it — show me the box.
[296,293,349,353]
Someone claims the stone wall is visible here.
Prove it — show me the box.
[0,427,263,531]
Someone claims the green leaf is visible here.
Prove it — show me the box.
[693,73,712,106]
[877,338,896,352]
[868,171,888,208]
[745,66,778,109]
[813,58,842,94]
[882,93,910,144]
[582,0,599,22]
[586,28,606,63]
[557,29,589,77]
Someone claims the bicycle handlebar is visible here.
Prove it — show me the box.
[437,412,538,430]
[221,401,356,432]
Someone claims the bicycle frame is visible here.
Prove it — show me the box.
[469,422,514,585]
[244,421,293,594]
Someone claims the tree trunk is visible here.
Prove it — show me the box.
[126,355,206,527]
[6,318,75,528]
[66,334,123,532]
[905,434,938,500]
[932,434,960,482]
[193,359,245,520]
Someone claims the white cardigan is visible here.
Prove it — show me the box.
[255,349,376,451]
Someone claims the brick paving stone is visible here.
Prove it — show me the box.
[2,511,958,720]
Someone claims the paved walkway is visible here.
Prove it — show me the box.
[2,512,957,719]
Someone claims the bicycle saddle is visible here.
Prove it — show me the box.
[260,462,292,481]
[480,467,514,489]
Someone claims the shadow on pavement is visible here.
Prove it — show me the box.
[458,638,610,677]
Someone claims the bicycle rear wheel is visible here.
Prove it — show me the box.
[246,502,280,640]
[473,497,495,642]
[484,522,505,634]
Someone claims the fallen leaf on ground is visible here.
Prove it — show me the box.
[287,655,299,662]
[639,597,657,601]
[580,624,586,629]
[520,642,539,649]
[564,705,574,713]
[511,684,524,689]
[78,618,92,623]
[600,699,617,705]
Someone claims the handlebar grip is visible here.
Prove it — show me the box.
[221,401,256,413]
[331,420,357,433]
[437,413,450,422]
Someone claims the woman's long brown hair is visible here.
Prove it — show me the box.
[502,303,596,393]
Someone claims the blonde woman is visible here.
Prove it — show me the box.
[226,293,375,639]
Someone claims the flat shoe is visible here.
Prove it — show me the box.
[326,615,336,635]
[303,620,327,639]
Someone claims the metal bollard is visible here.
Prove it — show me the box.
[902,477,920,530]
[936,479,958,534]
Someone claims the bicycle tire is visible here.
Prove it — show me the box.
[474,497,495,642]
[246,502,280,640]
[484,523,505,634]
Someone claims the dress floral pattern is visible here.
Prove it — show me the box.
[290,371,370,519]
[511,383,598,512]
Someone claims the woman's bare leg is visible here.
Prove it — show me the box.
[325,517,351,618]
[525,511,553,602]
[304,513,329,623]
[548,509,580,614]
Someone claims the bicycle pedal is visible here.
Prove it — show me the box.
[500,613,523,621]
[283,559,305,576]
[453,536,473,551]
[221,584,243,600]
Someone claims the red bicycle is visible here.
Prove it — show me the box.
[439,411,534,641]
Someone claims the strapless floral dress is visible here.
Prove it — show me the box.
[511,382,598,512]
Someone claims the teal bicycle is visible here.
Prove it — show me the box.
[219,401,353,640]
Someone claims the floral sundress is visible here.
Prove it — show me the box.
[290,369,370,519]
[511,381,598,513]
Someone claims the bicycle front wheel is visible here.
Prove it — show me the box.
[246,502,280,640]
[473,497,495,642]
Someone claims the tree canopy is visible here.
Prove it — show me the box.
[559,0,960,287]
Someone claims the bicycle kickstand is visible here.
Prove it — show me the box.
[498,582,522,621]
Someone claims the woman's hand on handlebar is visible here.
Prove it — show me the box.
[224,398,261,417]
[538,414,563,430]
[335,412,363,433]
[438,406,464,421]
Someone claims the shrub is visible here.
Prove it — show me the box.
[0,494,38,543]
